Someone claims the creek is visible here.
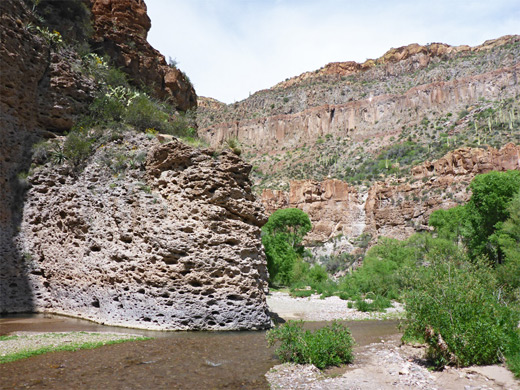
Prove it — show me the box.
[0,314,401,389]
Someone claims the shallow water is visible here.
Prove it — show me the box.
[0,314,401,390]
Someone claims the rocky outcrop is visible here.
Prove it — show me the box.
[0,0,96,134]
[4,134,270,330]
[364,143,520,240]
[261,144,520,246]
[263,180,363,244]
[197,35,519,129]
[200,64,519,151]
[1,0,95,310]
[89,0,197,111]
[273,37,515,90]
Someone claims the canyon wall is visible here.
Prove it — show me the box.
[89,0,197,111]
[200,64,519,152]
[1,0,269,330]
[262,144,520,245]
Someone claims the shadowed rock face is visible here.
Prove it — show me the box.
[1,0,223,329]
[1,0,95,312]
[8,135,270,330]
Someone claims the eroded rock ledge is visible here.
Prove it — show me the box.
[261,143,520,244]
[6,135,271,330]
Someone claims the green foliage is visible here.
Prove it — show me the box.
[464,170,520,264]
[289,289,313,298]
[493,191,520,301]
[123,94,170,132]
[347,141,426,184]
[262,208,312,286]
[429,205,467,241]
[403,255,520,368]
[355,295,392,312]
[263,208,312,250]
[0,334,150,364]
[262,233,299,286]
[338,236,416,300]
[63,127,94,169]
[225,137,242,156]
[266,321,355,369]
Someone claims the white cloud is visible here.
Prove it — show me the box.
[146,0,520,103]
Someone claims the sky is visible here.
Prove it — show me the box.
[146,0,520,104]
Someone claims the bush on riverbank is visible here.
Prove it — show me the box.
[403,254,520,369]
[266,321,355,369]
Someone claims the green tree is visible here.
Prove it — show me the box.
[465,170,520,264]
[262,208,312,250]
[404,253,520,368]
[262,208,311,286]
[429,205,467,242]
[493,191,520,300]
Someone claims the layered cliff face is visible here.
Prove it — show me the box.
[198,36,519,197]
[5,134,270,330]
[89,0,197,111]
[261,144,520,248]
[263,180,364,244]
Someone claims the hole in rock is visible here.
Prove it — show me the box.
[189,280,202,288]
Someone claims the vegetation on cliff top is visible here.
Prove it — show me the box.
[25,0,201,175]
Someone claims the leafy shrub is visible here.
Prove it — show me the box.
[124,94,170,132]
[289,289,313,298]
[225,137,242,156]
[266,321,355,369]
[262,208,312,286]
[464,170,520,264]
[355,295,392,312]
[87,93,126,125]
[403,255,520,368]
[262,233,299,286]
[63,128,94,169]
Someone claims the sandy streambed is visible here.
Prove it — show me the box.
[266,291,404,321]
[266,292,519,390]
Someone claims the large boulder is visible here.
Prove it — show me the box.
[5,135,271,330]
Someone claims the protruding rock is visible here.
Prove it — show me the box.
[89,0,197,111]
[261,144,520,246]
[5,135,271,330]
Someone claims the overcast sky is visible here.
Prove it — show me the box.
[146,0,519,104]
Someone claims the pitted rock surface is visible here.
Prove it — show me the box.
[6,134,270,330]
